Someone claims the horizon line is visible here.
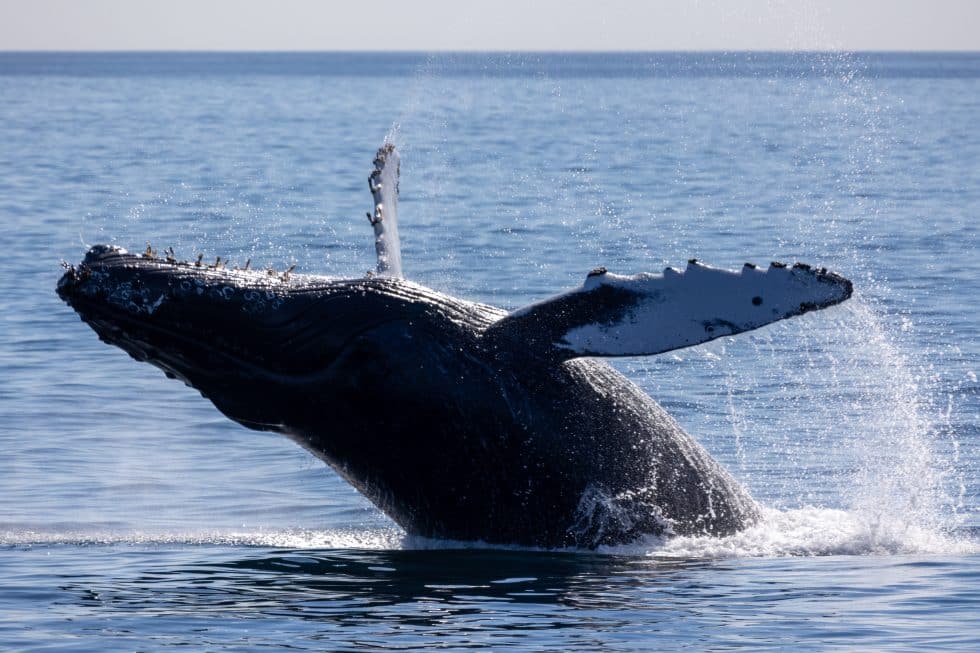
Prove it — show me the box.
[1,49,979,55]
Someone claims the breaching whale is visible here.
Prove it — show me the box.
[57,144,853,548]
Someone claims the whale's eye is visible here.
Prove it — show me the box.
[752,296,763,306]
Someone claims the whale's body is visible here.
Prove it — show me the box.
[57,145,852,548]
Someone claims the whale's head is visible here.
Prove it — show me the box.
[58,244,530,539]
[57,245,493,434]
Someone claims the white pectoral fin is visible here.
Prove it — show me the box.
[367,142,402,277]
[489,260,853,360]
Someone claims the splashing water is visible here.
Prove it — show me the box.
[632,507,977,559]
[677,289,970,559]
[836,301,963,538]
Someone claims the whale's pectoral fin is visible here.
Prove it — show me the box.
[367,142,403,277]
[487,260,853,360]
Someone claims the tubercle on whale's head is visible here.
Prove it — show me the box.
[62,239,308,307]
[57,245,352,389]
[57,244,301,303]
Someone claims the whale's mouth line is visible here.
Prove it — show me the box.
[68,292,270,381]
[63,283,412,389]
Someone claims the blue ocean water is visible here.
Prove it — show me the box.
[0,52,978,650]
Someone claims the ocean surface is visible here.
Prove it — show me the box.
[0,52,978,651]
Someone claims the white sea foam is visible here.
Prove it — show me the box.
[617,507,978,559]
[3,509,975,557]
[0,527,404,550]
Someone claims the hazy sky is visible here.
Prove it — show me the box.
[1,0,977,51]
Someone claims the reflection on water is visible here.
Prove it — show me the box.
[31,545,978,650]
[48,547,714,650]
[95,549,690,615]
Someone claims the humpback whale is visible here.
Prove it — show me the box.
[57,144,852,548]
